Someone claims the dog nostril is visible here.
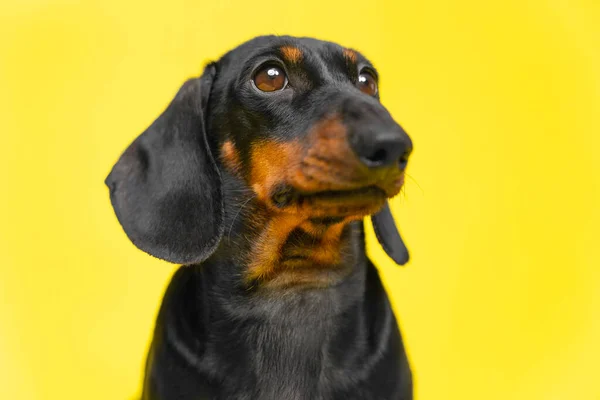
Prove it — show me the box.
[398,156,408,170]
[398,149,412,170]
[362,148,388,167]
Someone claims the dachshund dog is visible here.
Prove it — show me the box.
[106,35,414,400]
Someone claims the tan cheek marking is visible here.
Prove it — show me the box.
[249,115,357,201]
[220,141,242,175]
[343,48,358,63]
[250,140,304,204]
[245,140,307,281]
[280,46,303,63]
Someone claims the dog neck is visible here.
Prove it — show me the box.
[205,231,369,320]
[157,172,394,396]
[160,253,388,399]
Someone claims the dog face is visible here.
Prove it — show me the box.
[106,36,412,287]
[211,36,412,219]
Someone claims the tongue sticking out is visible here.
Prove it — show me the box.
[371,201,409,266]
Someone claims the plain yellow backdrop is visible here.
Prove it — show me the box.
[1,0,599,399]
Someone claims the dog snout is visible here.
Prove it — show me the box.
[342,97,412,171]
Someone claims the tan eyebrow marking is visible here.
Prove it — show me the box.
[220,140,242,175]
[280,46,303,63]
[342,48,358,63]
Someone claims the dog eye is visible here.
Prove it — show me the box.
[357,71,378,96]
[253,65,288,92]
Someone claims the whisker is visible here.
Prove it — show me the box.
[400,185,407,201]
[227,196,255,241]
[405,173,424,195]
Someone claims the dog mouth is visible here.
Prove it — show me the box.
[270,185,388,218]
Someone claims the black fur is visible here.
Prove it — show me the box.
[106,35,413,400]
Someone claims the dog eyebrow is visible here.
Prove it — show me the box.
[239,51,283,81]
[280,46,303,64]
[342,48,358,64]
[338,48,379,82]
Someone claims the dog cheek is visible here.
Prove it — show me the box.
[249,140,304,204]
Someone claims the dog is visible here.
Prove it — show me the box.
[106,35,414,400]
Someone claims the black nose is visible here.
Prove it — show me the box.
[355,131,412,169]
[342,97,412,170]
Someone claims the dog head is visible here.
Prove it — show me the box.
[106,36,412,286]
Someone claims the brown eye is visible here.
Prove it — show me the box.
[253,65,287,92]
[358,71,378,96]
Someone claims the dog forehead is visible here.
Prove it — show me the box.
[226,35,339,56]
[218,35,368,70]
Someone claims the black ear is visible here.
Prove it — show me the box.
[371,201,409,266]
[105,65,224,264]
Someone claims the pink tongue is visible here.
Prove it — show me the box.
[371,202,409,266]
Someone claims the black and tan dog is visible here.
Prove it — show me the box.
[106,35,414,400]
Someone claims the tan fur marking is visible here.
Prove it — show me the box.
[280,46,303,63]
[249,140,304,204]
[308,222,345,265]
[244,113,404,286]
[288,115,374,197]
[246,212,305,281]
[220,141,242,175]
[247,216,348,282]
[246,137,355,282]
[343,48,358,63]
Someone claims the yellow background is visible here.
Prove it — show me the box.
[1,0,599,399]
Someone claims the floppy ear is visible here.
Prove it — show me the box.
[371,201,409,266]
[105,65,224,264]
